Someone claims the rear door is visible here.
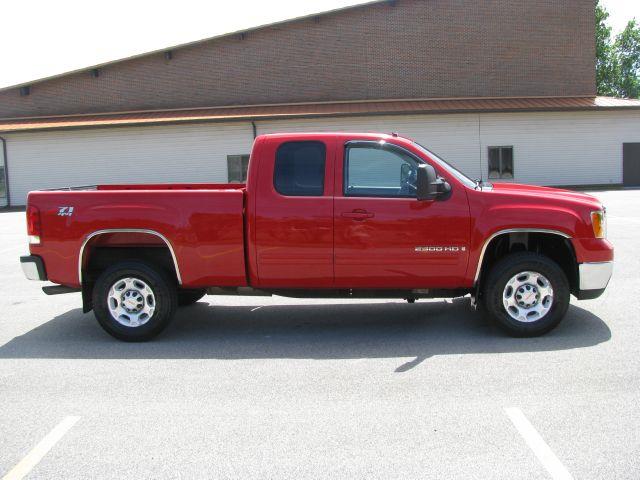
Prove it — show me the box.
[333,140,471,289]
[254,137,335,288]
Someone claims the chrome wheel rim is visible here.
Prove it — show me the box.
[503,271,553,323]
[107,277,156,327]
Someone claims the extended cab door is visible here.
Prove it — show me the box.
[252,136,335,288]
[333,139,471,289]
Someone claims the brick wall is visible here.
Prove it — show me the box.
[0,0,596,119]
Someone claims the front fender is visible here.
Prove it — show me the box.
[466,201,585,284]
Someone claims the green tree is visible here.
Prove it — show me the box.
[595,1,640,98]
[614,20,640,98]
[595,0,616,95]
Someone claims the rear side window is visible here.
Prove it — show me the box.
[274,141,326,196]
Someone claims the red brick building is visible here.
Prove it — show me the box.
[0,0,639,206]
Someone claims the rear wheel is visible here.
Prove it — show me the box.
[177,289,207,306]
[92,261,177,341]
[482,252,570,337]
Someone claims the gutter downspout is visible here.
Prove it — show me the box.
[0,136,9,208]
[477,114,483,183]
[251,121,257,139]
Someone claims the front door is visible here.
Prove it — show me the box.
[623,143,640,187]
[333,141,471,289]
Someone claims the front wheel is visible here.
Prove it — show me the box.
[92,261,177,341]
[482,252,570,337]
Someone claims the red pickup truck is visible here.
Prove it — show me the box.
[20,132,613,341]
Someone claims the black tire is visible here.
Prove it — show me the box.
[482,252,570,337]
[92,261,177,342]
[177,289,207,306]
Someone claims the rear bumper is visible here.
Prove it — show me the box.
[20,255,47,281]
[576,261,613,300]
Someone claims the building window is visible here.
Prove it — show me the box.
[344,144,419,198]
[488,146,514,179]
[227,154,250,183]
[274,141,326,196]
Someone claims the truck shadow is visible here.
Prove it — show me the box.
[0,298,611,372]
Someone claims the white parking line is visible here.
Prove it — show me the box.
[2,416,80,480]
[505,407,573,480]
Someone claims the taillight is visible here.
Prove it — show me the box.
[26,205,41,244]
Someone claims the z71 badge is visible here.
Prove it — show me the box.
[57,206,74,217]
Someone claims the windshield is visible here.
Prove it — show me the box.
[412,142,478,189]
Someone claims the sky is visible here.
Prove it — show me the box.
[602,0,639,35]
[0,0,637,90]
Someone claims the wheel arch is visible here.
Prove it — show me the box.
[475,229,578,294]
[78,229,182,286]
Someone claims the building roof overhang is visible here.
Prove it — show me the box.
[1,96,639,134]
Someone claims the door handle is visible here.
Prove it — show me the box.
[341,210,375,220]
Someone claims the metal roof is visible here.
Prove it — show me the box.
[1,96,639,134]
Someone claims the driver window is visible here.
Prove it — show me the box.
[344,145,419,197]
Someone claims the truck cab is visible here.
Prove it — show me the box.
[246,133,471,289]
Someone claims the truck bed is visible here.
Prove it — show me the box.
[40,183,244,192]
[97,183,244,191]
[27,185,247,288]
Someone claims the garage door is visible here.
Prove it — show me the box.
[623,143,640,186]
[0,138,6,207]
[5,122,255,206]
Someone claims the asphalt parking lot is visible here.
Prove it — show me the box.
[0,189,639,479]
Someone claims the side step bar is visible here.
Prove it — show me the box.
[206,287,273,296]
[42,285,82,296]
[205,287,471,299]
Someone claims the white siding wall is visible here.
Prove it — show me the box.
[258,114,483,180]
[479,110,640,186]
[5,110,640,205]
[259,110,640,187]
[5,122,254,205]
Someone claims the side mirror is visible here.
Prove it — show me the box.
[416,164,451,201]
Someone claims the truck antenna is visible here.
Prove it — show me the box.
[477,116,483,184]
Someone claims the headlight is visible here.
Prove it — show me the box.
[591,209,606,239]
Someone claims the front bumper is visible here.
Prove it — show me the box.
[20,255,47,281]
[576,261,613,300]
